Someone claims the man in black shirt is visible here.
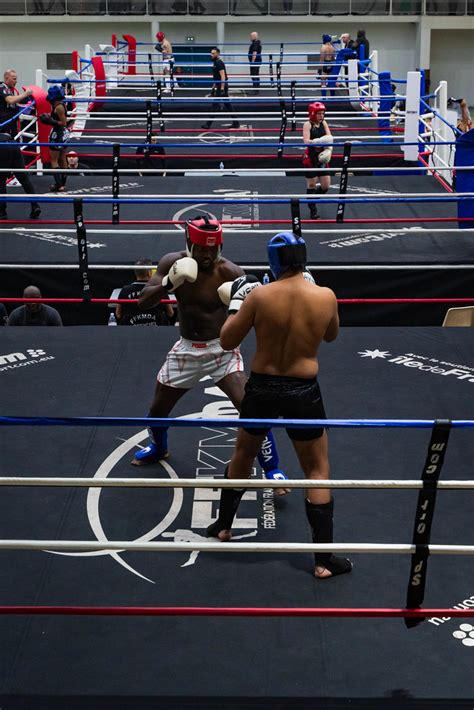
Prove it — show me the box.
[0,133,41,220]
[201,48,240,130]
[0,69,33,139]
[116,259,175,326]
[248,31,262,94]
[66,150,91,176]
[8,285,62,326]
[135,135,167,176]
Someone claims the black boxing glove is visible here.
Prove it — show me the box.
[155,43,163,52]
[228,275,261,314]
[40,113,56,125]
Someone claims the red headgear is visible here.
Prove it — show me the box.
[67,150,78,157]
[185,216,223,256]
[308,102,326,122]
[156,31,165,42]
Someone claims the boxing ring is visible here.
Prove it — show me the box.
[1,326,474,705]
[1,34,474,709]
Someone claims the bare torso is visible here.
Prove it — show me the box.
[249,274,338,378]
[140,251,243,341]
[161,40,173,58]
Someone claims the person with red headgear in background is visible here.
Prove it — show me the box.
[302,102,333,220]
[155,31,174,94]
[130,216,290,495]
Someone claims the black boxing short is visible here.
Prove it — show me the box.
[240,371,327,441]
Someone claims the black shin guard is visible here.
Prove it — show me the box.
[305,498,352,576]
[207,468,246,537]
[60,173,67,187]
[306,187,318,218]
[53,172,63,190]
[315,185,327,194]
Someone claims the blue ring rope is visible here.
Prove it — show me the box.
[0,416,472,429]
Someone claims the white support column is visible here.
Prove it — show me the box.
[151,21,159,41]
[436,80,451,184]
[415,19,431,71]
[65,70,90,139]
[403,71,422,162]
[348,59,359,109]
[99,44,118,90]
[35,69,43,90]
[217,21,225,54]
[84,45,94,62]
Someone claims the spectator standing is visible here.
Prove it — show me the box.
[0,69,33,139]
[340,33,354,50]
[248,32,262,94]
[8,286,62,326]
[201,48,240,130]
[116,259,174,326]
[453,98,472,133]
[353,29,370,60]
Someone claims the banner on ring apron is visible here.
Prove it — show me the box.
[455,127,474,228]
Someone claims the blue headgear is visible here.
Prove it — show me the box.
[46,85,65,104]
[322,34,332,43]
[267,233,307,280]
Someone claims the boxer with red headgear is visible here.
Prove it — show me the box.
[302,101,333,220]
[131,215,289,494]
[155,31,174,93]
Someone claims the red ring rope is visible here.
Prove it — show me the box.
[0,606,471,617]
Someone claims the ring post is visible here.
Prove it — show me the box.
[403,71,422,162]
[336,143,352,223]
[73,198,91,303]
[405,419,451,628]
[112,144,120,225]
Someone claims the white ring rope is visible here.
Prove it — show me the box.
[0,477,472,489]
[2,264,473,271]
[0,540,471,555]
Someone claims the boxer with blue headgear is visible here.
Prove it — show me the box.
[209,231,352,579]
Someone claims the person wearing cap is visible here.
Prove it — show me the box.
[66,150,90,176]
[155,31,174,94]
[130,216,290,495]
[0,69,33,140]
[39,85,70,192]
[319,34,336,88]
[207,233,352,580]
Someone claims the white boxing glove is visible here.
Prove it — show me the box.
[228,275,261,314]
[312,134,333,146]
[162,257,198,292]
[217,281,233,306]
[303,270,316,285]
[318,146,333,164]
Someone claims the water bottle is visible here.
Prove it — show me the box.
[262,272,270,285]
[219,161,225,171]
[108,313,117,326]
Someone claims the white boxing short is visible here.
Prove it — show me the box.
[157,337,244,389]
